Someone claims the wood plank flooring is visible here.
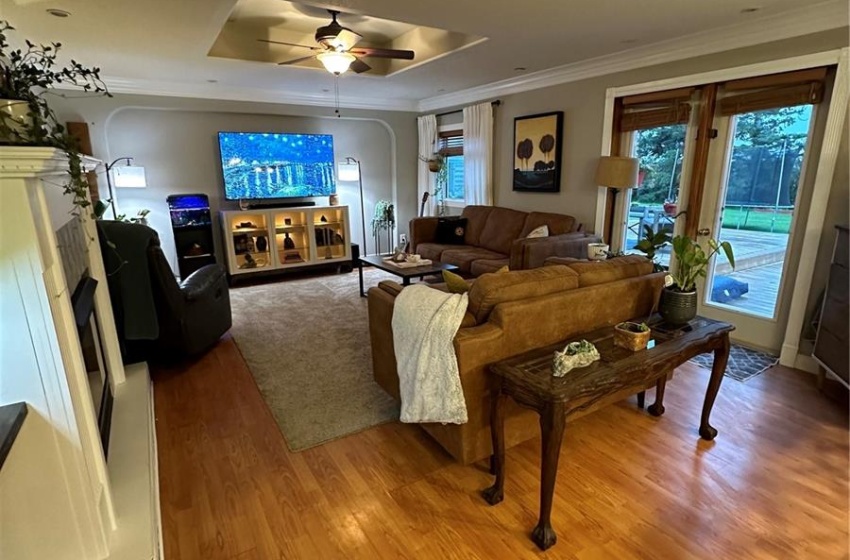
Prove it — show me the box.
[152,335,849,559]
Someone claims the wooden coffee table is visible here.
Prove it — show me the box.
[482,316,734,550]
[358,254,459,297]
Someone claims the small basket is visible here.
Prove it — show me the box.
[613,322,651,352]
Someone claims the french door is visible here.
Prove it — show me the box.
[617,124,693,264]
[695,104,816,351]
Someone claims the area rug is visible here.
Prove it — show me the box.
[229,268,400,451]
[689,343,778,382]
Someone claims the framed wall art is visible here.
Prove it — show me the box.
[512,111,564,193]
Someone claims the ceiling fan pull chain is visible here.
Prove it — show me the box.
[334,74,341,118]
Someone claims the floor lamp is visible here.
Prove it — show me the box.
[338,157,368,255]
[595,155,639,247]
[105,157,147,219]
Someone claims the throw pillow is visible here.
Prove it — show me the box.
[442,270,470,293]
[495,265,510,274]
[435,217,468,245]
[526,224,549,238]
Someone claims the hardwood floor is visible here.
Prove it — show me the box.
[152,335,849,559]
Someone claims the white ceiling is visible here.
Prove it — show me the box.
[3,0,848,112]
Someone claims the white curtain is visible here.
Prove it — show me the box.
[417,114,438,216]
[462,102,494,206]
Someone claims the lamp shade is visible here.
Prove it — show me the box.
[317,52,356,75]
[112,165,147,188]
[338,161,360,181]
[595,156,639,189]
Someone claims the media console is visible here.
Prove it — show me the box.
[220,204,351,281]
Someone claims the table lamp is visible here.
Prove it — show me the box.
[595,156,639,244]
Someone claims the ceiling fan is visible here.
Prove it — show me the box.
[258,10,415,75]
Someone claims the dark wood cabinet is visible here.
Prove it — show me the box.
[813,225,848,387]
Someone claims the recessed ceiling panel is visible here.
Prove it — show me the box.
[208,0,487,77]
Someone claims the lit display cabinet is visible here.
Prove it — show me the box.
[220,205,350,279]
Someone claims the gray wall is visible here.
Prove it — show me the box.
[50,94,417,271]
[431,28,848,232]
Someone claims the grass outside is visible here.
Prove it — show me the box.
[721,207,792,234]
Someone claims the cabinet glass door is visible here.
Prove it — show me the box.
[229,213,272,270]
[314,208,347,260]
[273,211,309,266]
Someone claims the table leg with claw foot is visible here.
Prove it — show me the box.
[647,374,667,417]
[482,387,506,506]
[700,335,730,440]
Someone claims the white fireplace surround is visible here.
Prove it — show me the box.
[0,147,161,559]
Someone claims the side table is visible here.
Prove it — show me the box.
[482,316,734,550]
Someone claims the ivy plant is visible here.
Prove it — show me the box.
[0,20,111,216]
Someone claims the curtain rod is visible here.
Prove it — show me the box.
[434,100,501,119]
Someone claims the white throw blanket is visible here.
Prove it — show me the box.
[391,284,469,424]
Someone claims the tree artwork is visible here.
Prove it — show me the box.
[516,138,533,171]
[513,112,563,192]
[539,134,555,161]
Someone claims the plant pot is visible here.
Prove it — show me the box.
[0,98,33,143]
[614,322,651,351]
[427,159,442,173]
[659,287,697,325]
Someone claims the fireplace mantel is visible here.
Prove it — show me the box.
[0,147,161,559]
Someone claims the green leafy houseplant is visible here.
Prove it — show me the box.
[633,224,671,271]
[0,21,111,216]
[668,235,735,293]
[659,235,735,325]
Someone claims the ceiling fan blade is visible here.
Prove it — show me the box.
[258,39,322,51]
[277,55,317,66]
[333,29,362,51]
[350,58,371,74]
[349,47,414,60]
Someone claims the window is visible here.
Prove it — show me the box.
[438,129,464,204]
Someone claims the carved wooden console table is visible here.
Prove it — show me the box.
[482,316,734,550]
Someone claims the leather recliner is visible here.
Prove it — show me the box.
[97,220,231,363]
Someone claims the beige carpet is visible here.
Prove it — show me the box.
[230,267,400,451]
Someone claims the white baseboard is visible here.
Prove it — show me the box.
[793,354,820,375]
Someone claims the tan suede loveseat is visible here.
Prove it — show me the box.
[409,205,600,277]
[368,255,665,464]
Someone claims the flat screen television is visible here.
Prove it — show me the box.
[218,131,336,200]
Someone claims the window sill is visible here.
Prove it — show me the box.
[444,199,465,208]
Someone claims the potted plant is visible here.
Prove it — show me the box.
[633,224,671,272]
[660,235,735,325]
[0,21,110,216]
[371,200,395,253]
[614,321,651,351]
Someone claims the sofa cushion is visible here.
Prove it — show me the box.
[565,255,654,287]
[417,243,473,262]
[470,258,510,277]
[467,265,579,323]
[478,207,528,255]
[442,269,470,293]
[460,206,495,247]
[435,217,468,244]
[440,247,507,273]
[520,211,577,237]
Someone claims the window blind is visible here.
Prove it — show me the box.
[618,87,695,132]
[438,130,463,156]
[718,67,828,115]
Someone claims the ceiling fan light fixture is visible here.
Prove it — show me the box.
[317,51,356,75]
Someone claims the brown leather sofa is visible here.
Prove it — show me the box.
[368,256,665,464]
[409,205,601,276]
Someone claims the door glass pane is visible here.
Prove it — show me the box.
[708,105,813,318]
[624,124,686,267]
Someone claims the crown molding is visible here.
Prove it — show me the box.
[417,0,848,113]
[100,76,419,113]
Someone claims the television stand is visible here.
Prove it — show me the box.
[240,199,316,209]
